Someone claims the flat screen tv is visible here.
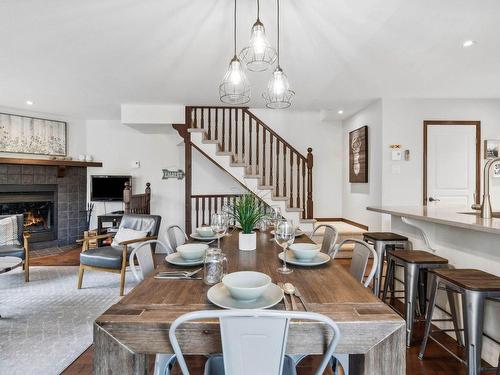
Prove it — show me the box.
[90,175,131,201]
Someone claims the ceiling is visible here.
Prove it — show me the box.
[0,0,499,119]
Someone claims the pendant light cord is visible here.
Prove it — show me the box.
[257,0,260,20]
[233,0,237,56]
[276,0,280,67]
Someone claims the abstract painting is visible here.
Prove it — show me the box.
[349,126,368,183]
[0,113,66,156]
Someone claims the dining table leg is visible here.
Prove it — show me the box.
[349,325,406,375]
[93,324,149,375]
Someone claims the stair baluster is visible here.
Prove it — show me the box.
[269,135,274,188]
[256,121,260,175]
[276,139,280,195]
[283,143,287,201]
[289,152,294,208]
[235,108,239,159]
[262,128,267,185]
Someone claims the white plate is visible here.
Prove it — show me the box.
[190,233,225,241]
[278,251,330,266]
[270,229,305,237]
[207,282,283,310]
[165,252,204,266]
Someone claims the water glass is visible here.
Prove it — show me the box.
[211,213,227,248]
[275,220,295,274]
[203,248,228,285]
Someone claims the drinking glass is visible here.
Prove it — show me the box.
[275,220,295,274]
[269,206,282,241]
[211,213,227,249]
[203,248,228,285]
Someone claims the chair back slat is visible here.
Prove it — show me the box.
[311,224,339,255]
[166,225,187,253]
[129,240,169,281]
[220,316,289,375]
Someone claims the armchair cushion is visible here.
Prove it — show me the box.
[0,215,21,246]
[111,228,148,249]
[80,246,128,269]
[0,244,25,259]
[0,214,24,244]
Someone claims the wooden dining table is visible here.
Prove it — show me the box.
[93,230,405,375]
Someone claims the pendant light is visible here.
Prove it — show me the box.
[219,0,250,105]
[239,0,277,72]
[262,0,294,109]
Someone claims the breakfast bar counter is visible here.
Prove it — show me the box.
[367,205,500,366]
[93,230,405,375]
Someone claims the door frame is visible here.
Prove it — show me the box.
[423,120,481,206]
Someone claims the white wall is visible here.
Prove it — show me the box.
[250,109,343,218]
[382,98,500,209]
[85,120,185,242]
[0,105,86,158]
[342,100,383,229]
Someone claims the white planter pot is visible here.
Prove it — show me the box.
[239,232,257,251]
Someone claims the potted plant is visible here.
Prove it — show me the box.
[229,194,266,251]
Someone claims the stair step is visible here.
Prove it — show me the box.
[244,174,261,179]
[258,185,274,190]
[286,206,304,212]
[188,128,206,133]
[216,151,234,156]
[202,139,219,144]
[271,195,289,201]
[230,162,247,167]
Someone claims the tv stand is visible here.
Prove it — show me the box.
[111,210,124,215]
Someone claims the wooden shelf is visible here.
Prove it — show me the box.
[0,157,102,177]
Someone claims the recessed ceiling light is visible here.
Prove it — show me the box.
[26,100,33,106]
[337,110,344,114]
[462,40,476,48]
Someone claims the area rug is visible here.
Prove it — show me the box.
[0,266,137,375]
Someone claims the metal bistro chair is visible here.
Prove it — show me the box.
[331,238,378,288]
[310,224,339,255]
[169,309,341,375]
[166,225,188,253]
[129,240,177,375]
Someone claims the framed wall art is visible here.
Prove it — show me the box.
[0,112,67,156]
[484,139,500,159]
[349,125,368,183]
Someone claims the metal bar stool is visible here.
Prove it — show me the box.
[419,269,500,375]
[382,250,460,347]
[362,232,411,296]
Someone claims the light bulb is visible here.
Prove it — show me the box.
[269,68,289,97]
[229,59,243,85]
[239,20,276,72]
[250,22,268,56]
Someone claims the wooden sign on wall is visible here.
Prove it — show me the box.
[349,125,368,183]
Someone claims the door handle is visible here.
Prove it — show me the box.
[428,197,440,202]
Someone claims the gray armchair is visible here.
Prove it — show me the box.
[77,214,161,296]
[0,214,30,282]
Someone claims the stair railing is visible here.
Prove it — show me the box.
[187,106,313,219]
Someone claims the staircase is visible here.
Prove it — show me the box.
[185,106,315,231]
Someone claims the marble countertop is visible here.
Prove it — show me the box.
[367,205,500,235]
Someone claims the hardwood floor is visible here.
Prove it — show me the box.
[31,248,494,374]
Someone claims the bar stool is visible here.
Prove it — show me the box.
[362,232,410,296]
[419,269,500,375]
[382,250,459,347]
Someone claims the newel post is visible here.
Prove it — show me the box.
[306,147,314,219]
[123,182,131,214]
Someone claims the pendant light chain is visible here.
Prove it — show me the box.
[276,0,280,67]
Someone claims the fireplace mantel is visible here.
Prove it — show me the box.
[0,157,102,177]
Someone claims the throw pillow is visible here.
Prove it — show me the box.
[111,228,148,249]
[0,216,21,246]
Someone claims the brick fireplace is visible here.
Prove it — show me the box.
[0,164,88,248]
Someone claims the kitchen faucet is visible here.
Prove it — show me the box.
[472,157,500,219]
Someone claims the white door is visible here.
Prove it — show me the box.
[427,125,477,206]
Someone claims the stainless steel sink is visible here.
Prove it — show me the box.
[458,211,500,218]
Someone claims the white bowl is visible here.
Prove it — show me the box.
[222,271,271,301]
[196,226,215,237]
[176,243,208,260]
[289,243,321,261]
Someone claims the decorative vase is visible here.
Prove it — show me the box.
[239,232,257,251]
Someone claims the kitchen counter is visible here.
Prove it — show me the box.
[367,205,500,235]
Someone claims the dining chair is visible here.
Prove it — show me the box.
[166,225,188,253]
[310,224,339,255]
[128,240,177,375]
[0,214,31,282]
[169,309,341,375]
[332,238,378,288]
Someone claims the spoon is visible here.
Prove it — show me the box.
[283,282,298,311]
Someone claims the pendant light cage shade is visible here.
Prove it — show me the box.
[219,56,251,104]
[262,67,295,109]
[240,20,277,72]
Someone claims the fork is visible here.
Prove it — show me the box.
[293,286,309,311]
[278,282,291,310]
[157,268,202,277]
